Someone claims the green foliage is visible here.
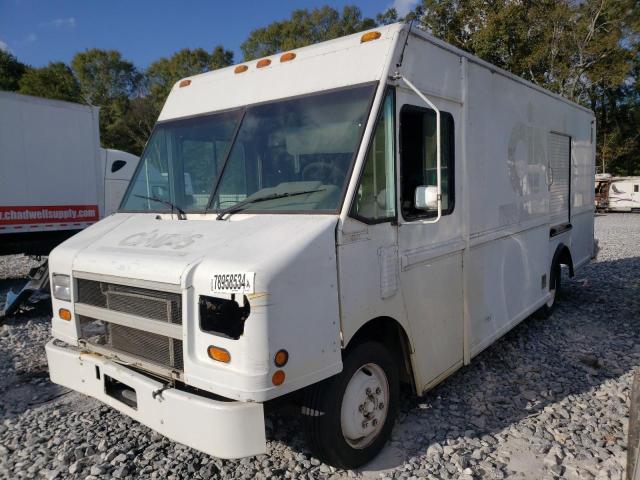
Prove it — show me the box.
[376,8,399,25]
[114,95,158,156]
[240,5,376,60]
[0,50,27,91]
[70,49,143,153]
[71,49,141,105]
[18,62,82,102]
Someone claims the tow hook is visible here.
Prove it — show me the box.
[152,384,172,400]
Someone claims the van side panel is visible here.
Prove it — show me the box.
[339,31,594,395]
[463,60,594,356]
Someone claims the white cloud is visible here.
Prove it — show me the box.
[0,40,10,53]
[26,33,37,43]
[43,17,76,29]
[391,0,418,17]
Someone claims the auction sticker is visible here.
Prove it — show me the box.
[210,272,255,295]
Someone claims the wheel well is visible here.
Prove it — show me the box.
[551,243,574,289]
[345,317,415,389]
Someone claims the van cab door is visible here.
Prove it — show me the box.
[395,90,464,391]
[337,89,407,345]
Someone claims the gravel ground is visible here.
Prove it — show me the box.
[0,213,638,480]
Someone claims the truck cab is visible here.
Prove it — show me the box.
[45,23,595,468]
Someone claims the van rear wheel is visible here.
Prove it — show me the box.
[302,341,399,469]
[537,262,561,319]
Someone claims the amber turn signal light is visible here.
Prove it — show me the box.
[178,79,191,88]
[234,65,248,74]
[256,58,271,68]
[280,52,296,62]
[360,31,381,43]
[59,308,72,321]
[208,346,231,363]
[274,349,289,367]
[272,370,285,386]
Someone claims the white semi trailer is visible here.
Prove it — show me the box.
[0,92,139,314]
[45,23,595,467]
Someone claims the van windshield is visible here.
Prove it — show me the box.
[120,109,243,213]
[120,83,376,214]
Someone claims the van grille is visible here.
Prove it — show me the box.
[79,316,184,371]
[76,279,182,324]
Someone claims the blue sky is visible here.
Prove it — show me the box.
[0,0,418,68]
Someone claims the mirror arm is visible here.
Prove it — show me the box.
[398,76,442,224]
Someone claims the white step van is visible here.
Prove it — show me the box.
[45,23,595,467]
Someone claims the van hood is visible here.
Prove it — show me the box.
[61,213,338,286]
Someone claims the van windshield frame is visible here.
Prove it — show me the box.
[119,82,378,215]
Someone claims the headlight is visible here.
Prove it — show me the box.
[52,274,71,301]
[199,295,250,340]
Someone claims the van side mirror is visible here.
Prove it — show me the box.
[415,185,438,211]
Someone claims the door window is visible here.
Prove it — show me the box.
[400,105,455,220]
[351,90,396,222]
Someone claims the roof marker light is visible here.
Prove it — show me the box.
[234,65,248,74]
[280,52,296,62]
[256,58,271,68]
[179,79,191,88]
[360,31,381,43]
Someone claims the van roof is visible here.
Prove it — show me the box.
[159,21,592,122]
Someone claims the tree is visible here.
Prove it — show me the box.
[71,49,141,105]
[0,50,27,91]
[71,49,143,152]
[241,5,377,60]
[18,62,82,102]
[419,0,575,88]
[567,0,639,175]
[376,8,399,26]
[119,95,158,155]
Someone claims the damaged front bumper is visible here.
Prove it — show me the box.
[45,340,266,459]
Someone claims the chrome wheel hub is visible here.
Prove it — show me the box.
[546,286,556,308]
[341,363,389,449]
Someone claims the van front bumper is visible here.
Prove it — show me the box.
[45,340,266,459]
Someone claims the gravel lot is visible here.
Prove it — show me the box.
[0,213,638,480]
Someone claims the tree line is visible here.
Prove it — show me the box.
[0,2,638,175]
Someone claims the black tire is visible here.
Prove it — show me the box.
[536,262,561,319]
[628,369,640,480]
[302,341,399,469]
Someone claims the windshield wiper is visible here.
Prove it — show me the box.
[215,188,326,220]
[134,194,187,220]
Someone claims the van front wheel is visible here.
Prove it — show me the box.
[302,341,399,469]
